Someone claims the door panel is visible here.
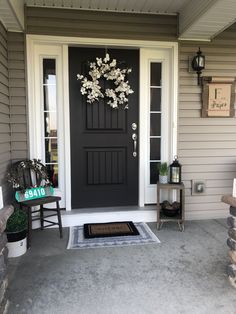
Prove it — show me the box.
[69,47,139,208]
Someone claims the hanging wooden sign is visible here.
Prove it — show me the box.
[202,77,235,118]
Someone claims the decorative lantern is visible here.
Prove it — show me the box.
[169,156,182,184]
[191,47,205,85]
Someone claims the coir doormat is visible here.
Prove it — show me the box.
[84,221,139,238]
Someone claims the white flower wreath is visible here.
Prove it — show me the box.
[77,53,134,109]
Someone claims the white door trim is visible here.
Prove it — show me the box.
[139,48,178,205]
[62,45,71,210]
[26,43,66,207]
[26,35,178,211]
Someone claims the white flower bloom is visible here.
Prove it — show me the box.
[104,53,110,62]
[81,87,86,95]
[96,58,102,66]
[110,59,116,67]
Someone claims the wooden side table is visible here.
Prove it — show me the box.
[157,182,185,231]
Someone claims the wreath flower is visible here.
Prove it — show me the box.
[77,53,134,109]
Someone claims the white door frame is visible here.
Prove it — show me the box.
[139,48,176,205]
[27,35,178,211]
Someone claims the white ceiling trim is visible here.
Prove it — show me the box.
[25,0,185,15]
[179,0,236,41]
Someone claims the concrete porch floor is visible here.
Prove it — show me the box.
[7,220,236,314]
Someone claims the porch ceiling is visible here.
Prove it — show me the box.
[0,0,24,32]
[0,0,236,41]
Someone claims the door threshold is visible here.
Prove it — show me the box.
[62,205,157,227]
[33,205,157,229]
[70,205,156,213]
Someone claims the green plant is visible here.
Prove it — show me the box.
[158,162,168,176]
[6,208,28,233]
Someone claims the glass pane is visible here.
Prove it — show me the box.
[45,139,58,163]
[150,88,161,111]
[43,59,56,84]
[150,113,161,136]
[44,112,57,137]
[150,63,161,86]
[150,138,161,160]
[46,164,58,188]
[150,162,158,184]
[44,85,57,111]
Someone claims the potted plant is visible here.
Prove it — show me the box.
[158,162,168,184]
[5,207,28,258]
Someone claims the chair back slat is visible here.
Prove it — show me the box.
[8,159,50,191]
[22,168,33,188]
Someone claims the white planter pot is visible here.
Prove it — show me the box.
[7,237,27,258]
[159,175,168,184]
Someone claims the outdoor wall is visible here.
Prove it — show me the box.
[25,7,178,41]
[8,32,27,163]
[179,23,236,219]
[0,22,11,203]
[0,24,27,205]
[23,8,236,219]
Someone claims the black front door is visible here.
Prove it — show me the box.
[69,47,139,208]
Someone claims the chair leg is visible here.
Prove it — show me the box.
[56,201,63,238]
[40,205,44,230]
[26,206,32,249]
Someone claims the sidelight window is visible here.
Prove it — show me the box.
[42,59,58,187]
[149,62,162,184]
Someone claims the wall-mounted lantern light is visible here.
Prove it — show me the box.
[191,47,205,85]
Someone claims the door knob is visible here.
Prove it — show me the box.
[132,123,137,130]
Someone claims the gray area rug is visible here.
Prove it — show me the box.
[67,222,160,249]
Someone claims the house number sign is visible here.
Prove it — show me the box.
[15,186,54,202]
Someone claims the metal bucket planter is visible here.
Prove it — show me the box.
[6,229,27,258]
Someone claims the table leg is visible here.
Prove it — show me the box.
[157,221,163,230]
[178,221,184,232]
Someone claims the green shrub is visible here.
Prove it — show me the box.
[6,208,28,233]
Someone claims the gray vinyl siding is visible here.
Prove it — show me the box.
[0,22,11,203]
[179,23,236,218]
[25,7,178,41]
[8,32,28,163]
[0,26,28,205]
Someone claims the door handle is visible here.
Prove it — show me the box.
[132,133,137,157]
